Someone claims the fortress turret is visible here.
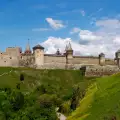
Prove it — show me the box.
[56,49,61,55]
[66,42,73,59]
[115,49,120,67]
[99,53,105,66]
[33,44,44,66]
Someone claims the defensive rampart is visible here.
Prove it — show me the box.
[84,65,120,77]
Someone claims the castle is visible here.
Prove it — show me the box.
[0,40,120,70]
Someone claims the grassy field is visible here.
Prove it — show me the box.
[67,73,120,120]
[0,67,95,100]
[1,67,120,119]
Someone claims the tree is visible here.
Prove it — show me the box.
[20,74,24,82]
[10,91,24,111]
[70,86,85,110]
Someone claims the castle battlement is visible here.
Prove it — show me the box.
[0,41,119,69]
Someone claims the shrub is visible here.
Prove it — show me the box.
[70,85,85,110]
[36,85,46,94]
[20,74,24,81]
[10,91,24,111]
[16,83,20,90]
[59,101,71,115]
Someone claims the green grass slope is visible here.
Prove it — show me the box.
[0,67,96,119]
[0,67,94,99]
[67,73,120,120]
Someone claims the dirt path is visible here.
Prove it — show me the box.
[0,70,12,77]
[57,112,66,120]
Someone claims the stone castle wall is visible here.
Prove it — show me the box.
[0,57,19,67]
[84,65,120,77]
[105,59,115,65]
[0,45,117,71]
[44,55,66,64]
[68,56,99,64]
[0,43,119,77]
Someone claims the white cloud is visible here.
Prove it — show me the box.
[88,8,103,18]
[80,10,85,16]
[96,19,120,29]
[40,36,114,58]
[32,28,51,31]
[113,36,120,44]
[70,27,81,34]
[57,9,83,15]
[79,30,102,41]
[39,18,120,59]
[46,18,65,30]
[68,18,120,58]
[41,37,71,54]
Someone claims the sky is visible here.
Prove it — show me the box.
[0,0,120,58]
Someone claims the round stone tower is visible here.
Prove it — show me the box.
[115,49,120,67]
[99,53,105,66]
[33,44,44,66]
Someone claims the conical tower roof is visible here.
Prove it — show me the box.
[25,39,32,54]
[117,49,120,53]
[56,48,61,55]
[25,39,31,51]
[67,42,72,50]
[33,44,44,50]
[65,45,68,51]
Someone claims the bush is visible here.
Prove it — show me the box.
[16,83,20,90]
[59,101,71,115]
[20,74,24,81]
[70,85,85,110]
[10,91,24,111]
[36,85,47,94]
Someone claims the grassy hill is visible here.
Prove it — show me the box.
[67,73,120,120]
[0,67,97,120]
[0,67,95,101]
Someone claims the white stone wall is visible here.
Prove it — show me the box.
[6,47,21,57]
[99,56,105,66]
[0,57,19,67]
[44,55,66,64]
[71,57,99,65]
[0,46,116,68]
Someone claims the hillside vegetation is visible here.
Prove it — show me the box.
[0,67,95,120]
[67,73,120,120]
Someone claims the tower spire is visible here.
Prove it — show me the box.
[25,39,31,54]
[65,44,68,51]
[67,41,72,50]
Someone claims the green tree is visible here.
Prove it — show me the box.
[10,91,24,111]
[20,74,24,82]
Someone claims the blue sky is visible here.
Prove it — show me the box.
[0,0,120,57]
